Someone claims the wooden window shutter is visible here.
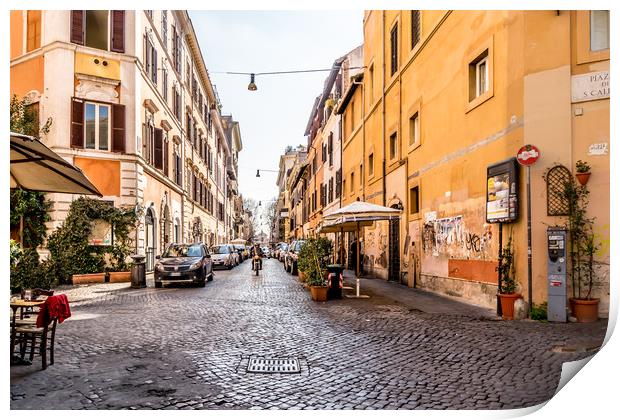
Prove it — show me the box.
[154,128,163,169]
[144,34,150,76]
[110,11,125,53]
[111,104,126,153]
[70,97,84,149]
[70,11,85,45]
[163,138,169,176]
[152,46,158,84]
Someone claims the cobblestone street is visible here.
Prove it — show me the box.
[10,259,607,410]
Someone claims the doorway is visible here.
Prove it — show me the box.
[145,207,156,271]
[388,215,400,282]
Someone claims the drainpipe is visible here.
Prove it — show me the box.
[381,10,387,207]
[353,78,365,201]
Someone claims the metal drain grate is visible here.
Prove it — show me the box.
[247,357,301,374]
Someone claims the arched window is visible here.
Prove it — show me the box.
[546,165,572,216]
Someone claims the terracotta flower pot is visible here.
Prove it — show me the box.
[498,293,522,320]
[570,298,599,323]
[576,172,591,186]
[72,273,106,285]
[310,285,328,302]
[298,271,307,282]
[109,271,131,283]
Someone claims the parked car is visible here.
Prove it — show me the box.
[210,244,237,269]
[154,243,213,288]
[275,242,289,262]
[261,246,271,259]
[284,240,305,275]
[234,245,248,262]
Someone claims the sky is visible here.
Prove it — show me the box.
[190,11,364,207]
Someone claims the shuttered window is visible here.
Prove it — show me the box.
[71,98,84,148]
[163,137,169,176]
[390,23,398,76]
[111,104,125,153]
[411,11,420,50]
[110,11,125,53]
[144,35,157,85]
[335,169,342,198]
[70,11,85,45]
[154,128,163,169]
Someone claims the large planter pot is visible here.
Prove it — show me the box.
[72,273,106,285]
[498,293,522,320]
[576,172,591,186]
[570,298,599,323]
[310,286,328,302]
[298,271,307,283]
[109,271,131,283]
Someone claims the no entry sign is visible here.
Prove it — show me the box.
[517,144,540,166]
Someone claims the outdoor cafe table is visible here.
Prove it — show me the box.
[10,298,46,365]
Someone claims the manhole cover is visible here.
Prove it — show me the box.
[247,357,301,374]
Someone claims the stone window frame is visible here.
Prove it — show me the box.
[465,36,494,113]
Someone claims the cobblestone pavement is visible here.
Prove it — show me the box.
[11,259,607,410]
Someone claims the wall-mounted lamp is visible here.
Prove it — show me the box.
[256,169,260,177]
[248,73,257,91]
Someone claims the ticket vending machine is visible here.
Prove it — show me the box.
[547,227,568,322]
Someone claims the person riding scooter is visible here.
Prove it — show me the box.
[252,244,263,270]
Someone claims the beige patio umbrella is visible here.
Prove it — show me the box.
[321,201,402,298]
[10,132,102,196]
[10,132,102,245]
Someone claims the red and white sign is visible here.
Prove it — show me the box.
[517,145,540,166]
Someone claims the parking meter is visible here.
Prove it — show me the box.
[547,227,567,322]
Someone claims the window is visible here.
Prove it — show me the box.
[360,164,363,187]
[322,142,327,163]
[368,153,374,176]
[469,50,489,101]
[350,172,354,193]
[84,102,111,151]
[174,150,182,186]
[161,10,168,49]
[85,11,108,50]
[350,98,355,134]
[390,23,398,76]
[590,11,610,51]
[409,186,419,214]
[173,85,181,120]
[144,35,158,85]
[409,112,419,147]
[368,63,374,103]
[26,10,42,52]
[336,169,342,198]
[389,132,398,160]
[172,25,182,73]
[328,133,334,166]
[411,11,421,49]
[162,66,168,101]
[71,10,124,52]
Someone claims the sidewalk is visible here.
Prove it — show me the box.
[342,269,497,320]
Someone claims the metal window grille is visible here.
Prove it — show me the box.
[546,165,572,216]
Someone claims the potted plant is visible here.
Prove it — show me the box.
[298,238,333,301]
[575,160,591,185]
[497,232,521,320]
[562,177,600,322]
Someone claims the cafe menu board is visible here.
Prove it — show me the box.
[486,158,519,223]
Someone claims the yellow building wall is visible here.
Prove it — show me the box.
[74,157,121,197]
[11,10,24,59]
[351,10,608,314]
[10,56,44,98]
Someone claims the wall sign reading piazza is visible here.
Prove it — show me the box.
[486,158,519,223]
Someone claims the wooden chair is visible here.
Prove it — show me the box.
[15,317,58,370]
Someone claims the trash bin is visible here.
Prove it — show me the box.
[326,264,344,299]
[130,255,146,289]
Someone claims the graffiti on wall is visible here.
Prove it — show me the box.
[422,215,493,259]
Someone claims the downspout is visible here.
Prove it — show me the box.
[381,10,387,207]
[353,78,365,201]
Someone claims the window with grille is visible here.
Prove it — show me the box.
[546,165,572,216]
[411,11,420,49]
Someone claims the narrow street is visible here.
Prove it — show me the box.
[11,259,606,410]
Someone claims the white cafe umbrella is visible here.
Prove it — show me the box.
[10,132,102,196]
[321,201,402,298]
